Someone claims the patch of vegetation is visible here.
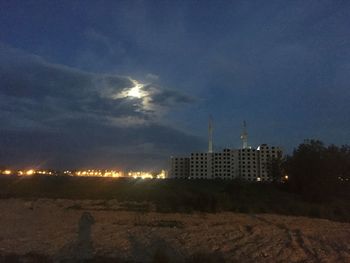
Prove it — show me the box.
[0,175,348,222]
[0,139,349,223]
[284,140,350,202]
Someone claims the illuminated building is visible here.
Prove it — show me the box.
[171,145,281,181]
[170,121,282,182]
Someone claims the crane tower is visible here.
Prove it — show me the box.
[240,120,248,149]
[208,117,213,153]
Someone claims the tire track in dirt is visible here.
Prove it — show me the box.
[1,199,350,262]
[251,214,323,262]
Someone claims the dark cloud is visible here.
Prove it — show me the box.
[0,121,204,170]
[0,45,195,127]
[142,84,196,106]
[0,45,202,169]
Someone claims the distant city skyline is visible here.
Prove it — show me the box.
[1,0,349,169]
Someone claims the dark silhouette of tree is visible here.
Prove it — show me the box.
[285,140,350,201]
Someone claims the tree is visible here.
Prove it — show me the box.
[285,140,349,201]
[269,151,284,183]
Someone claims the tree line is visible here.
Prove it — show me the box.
[272,140,350,201]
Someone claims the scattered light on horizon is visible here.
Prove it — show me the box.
[26,169,35,175]
[0,168,167,179]
[72,170,123,178]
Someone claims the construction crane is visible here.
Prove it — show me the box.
[208,116,213,153]
[240,120,248,149]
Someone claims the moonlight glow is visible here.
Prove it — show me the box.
[126,81,146,99]
[115,79,148,99]
[112,78,157,113]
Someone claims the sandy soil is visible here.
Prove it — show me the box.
[0,199,349,262]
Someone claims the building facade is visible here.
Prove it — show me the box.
[213,149,239,180]
[257,144,282,181]
[238,148,259,181]
[169,157,190,179]
[170,144,282,182]
[189,152,213,179]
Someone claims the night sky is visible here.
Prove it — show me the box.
[0,0,349,170]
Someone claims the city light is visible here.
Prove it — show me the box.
[70,170,166,179]
[128,171,153,179]
[26,169,35,175]
[36,170,53,175]
[73,170,123,178]
[0,168,167,179]
[157,170,166,179]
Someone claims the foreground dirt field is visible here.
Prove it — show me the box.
[0,199,349,262]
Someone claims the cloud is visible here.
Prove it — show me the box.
[84,28,113,51]
[149,87,195,105]
[0,44,194,129]
[0,44,202,169]
[146,73,159,81]
[0,120,204,170]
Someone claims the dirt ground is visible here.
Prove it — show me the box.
[0,199,349,262]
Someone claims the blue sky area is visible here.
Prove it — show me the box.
[0,0,349,170]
